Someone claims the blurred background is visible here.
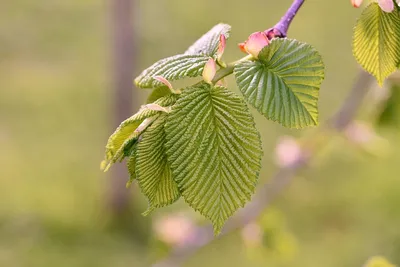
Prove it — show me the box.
[1,0,400,266]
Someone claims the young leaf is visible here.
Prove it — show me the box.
[185,23,231,57]
[165,82,263,235]
[234,38,325,128]
[353,2,400,86]
[134,54,210,89]
[101,95,178,171]
[136,113,180,214]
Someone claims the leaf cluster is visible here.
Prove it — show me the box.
[102,23,325,234]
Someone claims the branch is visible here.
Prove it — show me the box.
[270,0,305,37]
[212,0,304,84]
[153,69,374,267]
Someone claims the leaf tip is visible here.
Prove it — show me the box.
[126,180,133,188]
[134,76,141,87]
[212,224,223,236]
[100,160,111,172]
[154,76,173,90]
[142,206,155,217]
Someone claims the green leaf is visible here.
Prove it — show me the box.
[165,82,263,235]
[101,95,178,171]
[136,113,180,214]
[134,54,210,89]
[185,23,231,56]
[234,38,325,129]
[353,2,400,86]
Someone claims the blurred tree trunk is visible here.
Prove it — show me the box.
[108,0,138,215]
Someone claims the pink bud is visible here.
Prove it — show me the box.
[202,58,217,84]
[238,42,247,53]
[217,34,226,61]
[351,0,363,7]
[242,32,269,58]
[378,0,394,12]
[154,76,173,89]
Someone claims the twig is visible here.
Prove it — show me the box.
[153,70,374,267]
[213,0,305,84]
[272,0,305,37]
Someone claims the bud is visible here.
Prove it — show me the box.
[238,32,269,59]
[238,42,247,53]
[378,0,394,12]
[351,0,363,8]
[202,58,217,84]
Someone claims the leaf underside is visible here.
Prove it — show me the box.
[134,54,210,89]
[165,82,263,235]
[185,23,231,56]
[353,2,400,86]
[136,113,180,214]
[234,38,325,129]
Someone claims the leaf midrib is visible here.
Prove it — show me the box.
[263,64,317,125]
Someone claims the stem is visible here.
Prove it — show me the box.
[273,0,305,37]
[211,56,253,84]
[212,0,306,84]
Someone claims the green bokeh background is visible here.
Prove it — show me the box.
[1,0,400,266]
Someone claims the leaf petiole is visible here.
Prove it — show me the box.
[211,55,254,84]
